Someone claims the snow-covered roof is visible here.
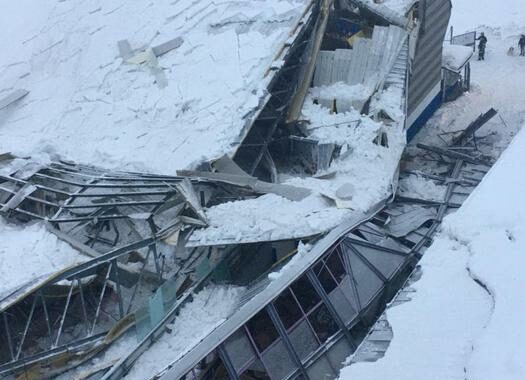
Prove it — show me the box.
[0,220,87,301]
[442,44,474,72]
[0,0,311,174]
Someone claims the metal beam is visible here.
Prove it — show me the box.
[217,344,241,380]
[306,270,357,350]
[266,303,310,379]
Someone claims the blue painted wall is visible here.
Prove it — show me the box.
[406,91,443,142]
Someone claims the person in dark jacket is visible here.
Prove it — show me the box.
[519,34,525,56]
[477,32,488,60]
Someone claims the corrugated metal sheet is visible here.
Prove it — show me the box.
[313,25,407,91]
[407,0,452,114]
[347,38,371,85]
[313,51,335,86]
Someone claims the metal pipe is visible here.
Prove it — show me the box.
[77,278,90,335]
[2,313,15,361]
[91,264,112,336]
[33,173,174,189]
[54,282,75,347]
[61,200,166,209]
[70,190,176,198]
[15,295,38,360]
[40,291,53,342]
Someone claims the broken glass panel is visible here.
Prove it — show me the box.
[315,263,338,294]
[274,289,302,330]
[308,304,339,343]
[246,309,279,352]
[326,248,346,283]
[291,275,321,313]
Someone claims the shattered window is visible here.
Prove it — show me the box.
[315,263,338,294]
[291,275,321,313]
[326,247,346,283]
[246,309,279,352]
[274,289,302,329]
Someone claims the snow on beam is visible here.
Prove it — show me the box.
[176,170,312,202]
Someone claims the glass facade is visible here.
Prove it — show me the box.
[182,224,411,380]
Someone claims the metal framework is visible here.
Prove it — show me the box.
[0,158,262,378]
[232,0,321,179]
[128,140,493,380]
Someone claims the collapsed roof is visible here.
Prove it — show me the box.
[0,0,457,379]
[0,0,314,173]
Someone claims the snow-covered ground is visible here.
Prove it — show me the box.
[0,0,309,173]
[339,1,525,379]
[413,2,525,158]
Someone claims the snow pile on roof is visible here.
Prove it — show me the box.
[189,193,349,245]
[189,87,405,246]
[0,0,310,174]
[398,173,446,201]
[0,220,87,300]
[442,44,474,72]
[123,286,244,380]
[339,125,525,380]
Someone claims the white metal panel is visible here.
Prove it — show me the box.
[313,51,335,86]
[347,38,371,85]
[331,49,353,84]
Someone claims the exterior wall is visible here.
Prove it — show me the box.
[407,0,452,119]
